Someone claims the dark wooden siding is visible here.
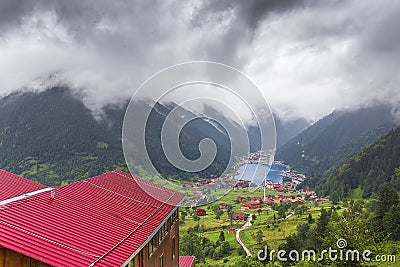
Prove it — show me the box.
[0,247,51,267]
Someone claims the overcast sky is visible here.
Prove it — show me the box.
[1,0,400,122]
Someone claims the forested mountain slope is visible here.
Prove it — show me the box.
[0,87,233,185]
[316,126,400,198]
[276,105,397,176]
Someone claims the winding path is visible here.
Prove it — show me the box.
[235,211,294,257]
[235,214,253,257]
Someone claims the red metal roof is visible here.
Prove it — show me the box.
[0,169,46,202]
[0,170,185,267]
[179,256,196,267]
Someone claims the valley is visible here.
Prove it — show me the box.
[0,88,399,266]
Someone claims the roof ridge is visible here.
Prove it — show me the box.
[84,179,160,208]
[112,170,180,194]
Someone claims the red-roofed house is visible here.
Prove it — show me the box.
[264,197,273,204]
[219,203,229,210]
[195,208,207,216]
[232,212,246,221]
[248,201,262,209]
[179,256,196,267]
[0,170,193,267]
[237,196,245,202]
[240,201,262,210]
[227,228,235,234]
[240,203,251,210]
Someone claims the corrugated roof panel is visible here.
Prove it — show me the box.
[0,170,46,201]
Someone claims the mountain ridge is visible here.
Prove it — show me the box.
[276,105,397,177]
[0,87,306,185]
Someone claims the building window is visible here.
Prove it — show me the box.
[163,223,168,236]
[139,251,144,267]
[158,228,162,244]
[149,238,154,256]
[172,236,175,260]
[158,223,168,244]
[160,254,164,267]
[172,209,178,223]
[154,233,159,248]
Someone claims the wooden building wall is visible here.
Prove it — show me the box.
[0,246,51,267]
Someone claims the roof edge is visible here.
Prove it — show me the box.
[120,198,183,267]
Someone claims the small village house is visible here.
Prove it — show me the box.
[195,208,207,216]
[232,212,246,221]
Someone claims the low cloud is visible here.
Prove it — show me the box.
[0,0,399,122]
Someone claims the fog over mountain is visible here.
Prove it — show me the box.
[1,0,400,122]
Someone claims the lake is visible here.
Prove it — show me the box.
[234,163,286,185]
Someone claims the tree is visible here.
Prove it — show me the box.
[307,213,314,224]
[180,231,205,262]
[220,241,231,256]
[370,183,400,235]
[219,230,225,242]
[315,209,330,245]
[205,245,215,258]
[237,246,246,256]
[330,191,339,204]
[295,223,310,247]
[383,205,400,240]
[202,236,210,248]
[228,257,264,267]
[255,230,264,244]
[213,205,223,219]
[193,213,200,221]
[279,234,298,265]
[325,207,380,267]
[180,212,186,224]
[227,205,233,213]
[278,205,287,219]
[257,208,262,216]
[391,167,400,190]
[376,183,399,219]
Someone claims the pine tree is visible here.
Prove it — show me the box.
[308,213,314,224]
[219,230,225,242]
[255,230,264,244]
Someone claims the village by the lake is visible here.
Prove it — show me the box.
[177,151,333,266]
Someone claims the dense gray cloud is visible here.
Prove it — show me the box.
[0,0,400,121]
[247,0,400,120]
